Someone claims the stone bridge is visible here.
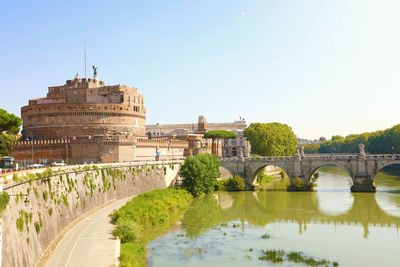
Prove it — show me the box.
[219,153,400,192]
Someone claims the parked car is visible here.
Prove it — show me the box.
[29,164,46,168]
[51,162,66,167]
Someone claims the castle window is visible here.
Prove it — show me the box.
[61,88,64,93]
[50,89,54,94]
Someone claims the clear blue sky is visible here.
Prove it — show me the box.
[1,0,400,139]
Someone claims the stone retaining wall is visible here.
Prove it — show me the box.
[1,161,181,267]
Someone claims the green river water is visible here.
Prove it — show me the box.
[148,166,400,266]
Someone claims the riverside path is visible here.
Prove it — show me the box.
[45,198,130,267]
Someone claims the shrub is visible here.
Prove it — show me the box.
[228,175,246,191]
[311,172,319,185]
[215,176,246,191]
[214,179,230,191]
[112,218,139,243]
[181,154,221,197]
[257,169,275,186]
[120,243,145,267]
[111,188,193,267]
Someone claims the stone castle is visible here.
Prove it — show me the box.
[11,75,187,165]
[21,75,146,139]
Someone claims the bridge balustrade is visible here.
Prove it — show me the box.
[219,153,400,193]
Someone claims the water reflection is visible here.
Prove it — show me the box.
[149,166,400,267]
[315,166,354,216]
[179,166,400,240]
[374,165,400,218]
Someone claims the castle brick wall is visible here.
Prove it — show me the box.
[10,138,188,165]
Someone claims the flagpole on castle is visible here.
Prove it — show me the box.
[84,41,87,79]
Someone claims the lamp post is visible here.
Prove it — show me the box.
[27,133,34,165]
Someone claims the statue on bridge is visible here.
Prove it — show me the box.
[359,143,366,159]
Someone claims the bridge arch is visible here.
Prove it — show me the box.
[372,163,400,192]
[304,161,356,185]
[246,161,292,185]
[375,161,400,177]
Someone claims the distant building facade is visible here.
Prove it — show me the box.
[222,129,250,157]
[11,75,187,165]
[297,136,327,145]
[146,116,250,157]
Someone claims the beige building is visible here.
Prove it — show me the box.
[11,75,187,165]
[146,116,247,137]
[146,116,250,157]
[222,129,250,157]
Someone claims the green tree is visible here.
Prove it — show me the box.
[317,124,400,154]
[303,143,320,154]
[147,131,152,139]
[244,122,297,156]
[0,109,22,156]
[204,130,238,156]
[0,108,22,135]
[180,153,221,197]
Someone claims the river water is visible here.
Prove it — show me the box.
[148,166,400,266]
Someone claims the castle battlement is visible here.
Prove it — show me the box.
[137,138,188,148]
[21,76,146,141]
[13,139,70,147]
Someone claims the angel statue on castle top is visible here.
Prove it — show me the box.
[92,66,98,77]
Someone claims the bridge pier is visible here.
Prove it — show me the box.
[350,184,376,193]
[350,177,376,192]
[287,183,313,191]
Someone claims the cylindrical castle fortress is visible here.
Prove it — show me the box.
[21,76,146,140]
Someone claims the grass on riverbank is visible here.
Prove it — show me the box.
[111,188,193,267]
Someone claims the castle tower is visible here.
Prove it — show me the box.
[21,77,146,140]
[197,116,207,134]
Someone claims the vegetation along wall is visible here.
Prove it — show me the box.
[0,161,181,267]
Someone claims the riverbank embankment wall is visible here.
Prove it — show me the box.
[0,161,181,267]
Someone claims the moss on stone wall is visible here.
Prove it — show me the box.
[2,162,180,267]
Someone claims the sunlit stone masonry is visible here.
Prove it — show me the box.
[10,74,187,165]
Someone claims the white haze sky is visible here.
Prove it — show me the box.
[1,0,400,139]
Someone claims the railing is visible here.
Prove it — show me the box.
[219,153,400,161]
[0,159,184,180]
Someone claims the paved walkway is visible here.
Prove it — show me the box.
[45,198,130,267]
